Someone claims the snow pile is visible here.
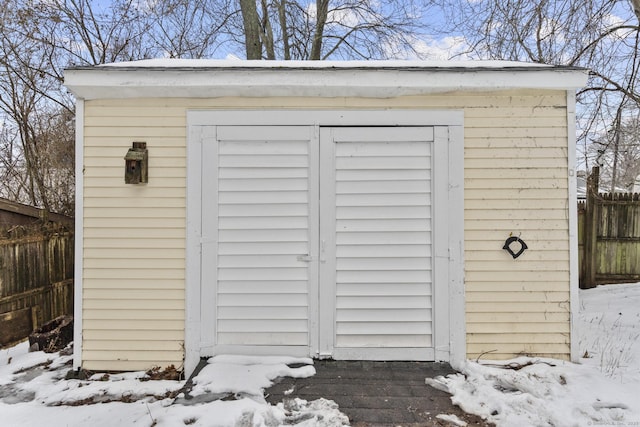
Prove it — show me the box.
[0,345,348,426]
[146,396,349,427]
[430,357,638,426]
[429,282,640,427]
[190,354,316,399]
[0,343,182,407]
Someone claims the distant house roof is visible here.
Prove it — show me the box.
[64,59,589,100]
[577,176,587,200]
[0,198,73,228]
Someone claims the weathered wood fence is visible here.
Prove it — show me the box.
[579,167,640,288]
[0,225,74,347]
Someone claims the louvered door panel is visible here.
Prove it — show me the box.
[213,126,313,346]
[321,127,434,357]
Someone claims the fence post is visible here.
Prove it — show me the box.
[583,166,599,289]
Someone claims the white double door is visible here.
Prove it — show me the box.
[204,125,436,360]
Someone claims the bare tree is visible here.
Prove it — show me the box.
[29,0,154,68]
[0,121,28,203]
[0,4,63,211]
[432,0,640,182]
[0,0,442,216]
[144,0,235,59]
[591,112,640,192]
[0,0,155,214]
[236,0,438,60]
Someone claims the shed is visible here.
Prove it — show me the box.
[64,60,588,375]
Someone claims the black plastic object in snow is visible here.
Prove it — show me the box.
[503,236,528,259]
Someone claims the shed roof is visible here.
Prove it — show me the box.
[64,59,589,99]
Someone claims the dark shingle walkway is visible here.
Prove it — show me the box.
[265,360,492,426]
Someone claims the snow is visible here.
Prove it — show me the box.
[436,413,468,426]
[190,355,316,398]
[577,282,640,381]
[0,347,347,426]
[66,58,589,100]
[430,282,640,427]
[2,282,639,426]
[99,58,556,69]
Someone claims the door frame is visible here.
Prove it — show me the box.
[185,109,465,376]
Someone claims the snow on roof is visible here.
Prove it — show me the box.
[64,59,589,100]
[96,58,556,70]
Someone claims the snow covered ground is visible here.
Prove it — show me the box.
[0,347,348,426]
[1,282,638,426]
[430,282,640,426]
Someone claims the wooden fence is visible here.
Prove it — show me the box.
[0,225,74,347]
[579,167,640,288]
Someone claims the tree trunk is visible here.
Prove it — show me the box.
[310,0,328,60]
[239,0,262,59]
[277,0,290,60]
[632,0,640,23]
[610,106,624,192]
[260,0,276,60]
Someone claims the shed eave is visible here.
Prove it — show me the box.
[64,67,589,100]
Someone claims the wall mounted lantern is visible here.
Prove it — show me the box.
[124,142,148,184]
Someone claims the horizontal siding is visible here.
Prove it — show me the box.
[466,291,569,303]
[81,88,571,370]
[83,309,184,320]
[466,271,568,283]
[463,90,570,359]
[463,281,569,292]
[83,319,183,330]
[83,299,182,310]
[465,209,568,220]
[467,332,569,343]
[82,350,183,362]
[83,101,186,371]
[83,340,183,351]
[83,329,184,340]
[466,261,568,272]
[83,278,184,290]
[466,301,569,313]
[467,312,569,323]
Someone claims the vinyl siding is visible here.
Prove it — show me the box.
[82,89,571,370]
[82,105,186,371]
[461,92,570,360]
